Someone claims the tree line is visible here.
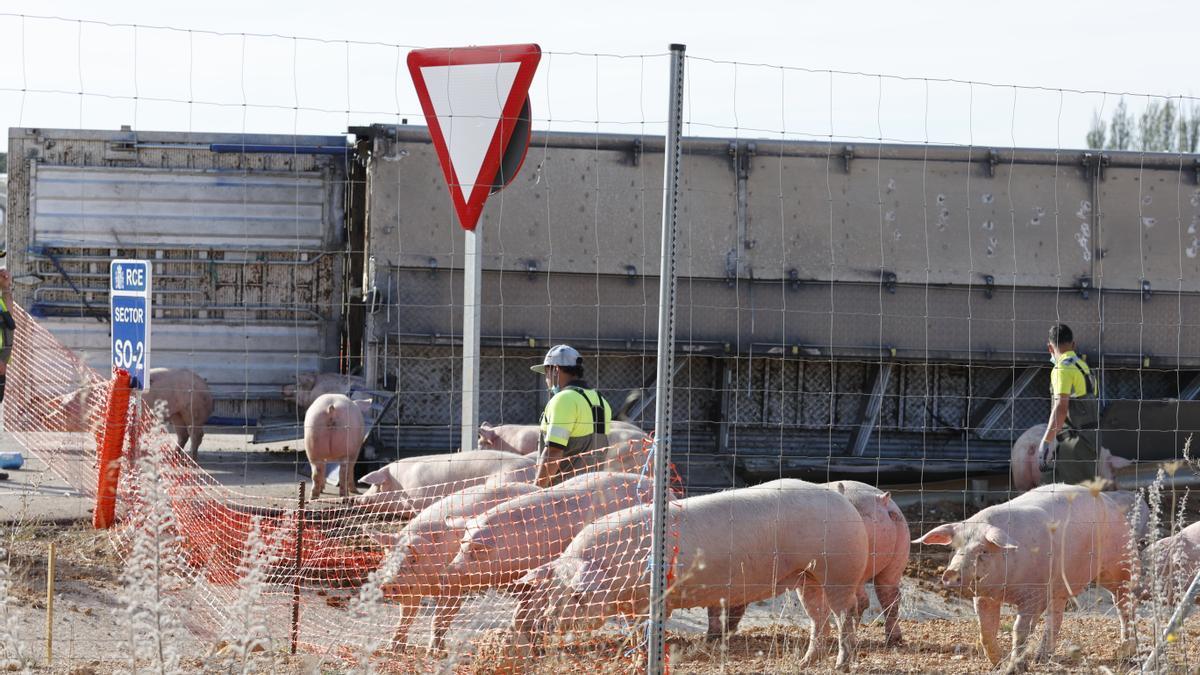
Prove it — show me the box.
[1087,98,1200,153]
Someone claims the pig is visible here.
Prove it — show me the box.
[517,478,868,670]
[1141,521,1200,605]
[356,449,536,518]
[145,368,214,460]
[367,481,539,651]
[1011,423,1134,492]
[283,372,366,410]
[304,393,373,499]
[445,472,660,641]
[914,483,1147,668]
[48,367,214,460]
[712,480,909,645]
[478,420,648,454]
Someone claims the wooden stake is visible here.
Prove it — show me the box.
[45,542,55,664]
[290,481,305,655]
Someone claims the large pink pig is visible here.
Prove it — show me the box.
[1010,423,1134,491]
[356,449,536,518]
[829,480,909,646]
[303,393,372,499]
[708,480,910,645]
[518,478,868,670]
[479,420,648,455]
[427,472,660,654]
[145,368,214,459]
[1142,520,1200,605]
[477,420,651,481]
[367,481,538,651]
[447,472,657,582]
[915,483,1147,668]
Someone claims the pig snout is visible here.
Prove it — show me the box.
[941,566,962,587]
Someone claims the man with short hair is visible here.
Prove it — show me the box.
[531,344,613,487]
[1038,323,1102,484]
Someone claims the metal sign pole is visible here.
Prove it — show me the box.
[647,42,685,675]
[461,227,483,453]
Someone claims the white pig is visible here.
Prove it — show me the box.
[356,449,536,517]
[517,478,868,670]
[368,481,539,651]
[145,367,214,459]
[304,393,372,499]
[914,483,1147,667]
[1010,423,1134,492]
[478,420,648,456]
[1141,520,1200,605]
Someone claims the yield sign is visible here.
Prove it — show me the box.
[408,44,541,231]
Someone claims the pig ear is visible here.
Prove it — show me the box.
[359,467,389,486]
[913,523,956,546]
[877,492,892,507]
[354,398,374,415]
[984,526,1019,550]
[479,426,497,444]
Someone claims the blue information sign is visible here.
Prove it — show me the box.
[110,259,151,390]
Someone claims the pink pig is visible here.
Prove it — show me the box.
[303,393,372,499]
[1011,423,1134,491]
[1142,521,1200,605]
[518,478,868,670]
[707,480,909,646]
[356,450,536,518]
[915,483,1146,667]
[367,481,539,651]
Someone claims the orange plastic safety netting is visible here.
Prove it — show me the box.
[3,304,687,671]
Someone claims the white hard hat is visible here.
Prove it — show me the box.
[531,344,581,374]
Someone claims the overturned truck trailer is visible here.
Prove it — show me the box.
[355,124,1200,487]
[4,127,349,424]
[8,124,1200,487]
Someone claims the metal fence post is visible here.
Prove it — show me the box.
[647,42,686,675]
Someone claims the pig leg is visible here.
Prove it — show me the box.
[430,594,464,653]
[388,602,420,650]
[822,580,860,671]
[705,605,724,640]
[310,462,326,499]
[1034,596,1067,663]
[797,583,831,667]
[173,423,190,457]
[875,576,903,647]
[1005,603,1043,672]
[725,604,746,635]
[974,596,1003,665]
[188,423,205,459]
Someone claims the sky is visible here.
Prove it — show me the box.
[0,0,1195,153]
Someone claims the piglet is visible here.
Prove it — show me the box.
[915,483,1147,668]
[304,393,372,499]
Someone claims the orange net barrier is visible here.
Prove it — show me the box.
[4,304,699,670]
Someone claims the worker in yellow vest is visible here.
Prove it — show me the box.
[531,345,613,487]
[1038,323,1101,484]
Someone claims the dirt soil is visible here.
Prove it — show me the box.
[5,498,1200,673]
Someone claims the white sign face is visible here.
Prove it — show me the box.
[110,259,151,390]
[419,62,521,190]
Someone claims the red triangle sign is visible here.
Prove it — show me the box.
[408,44,541,232]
